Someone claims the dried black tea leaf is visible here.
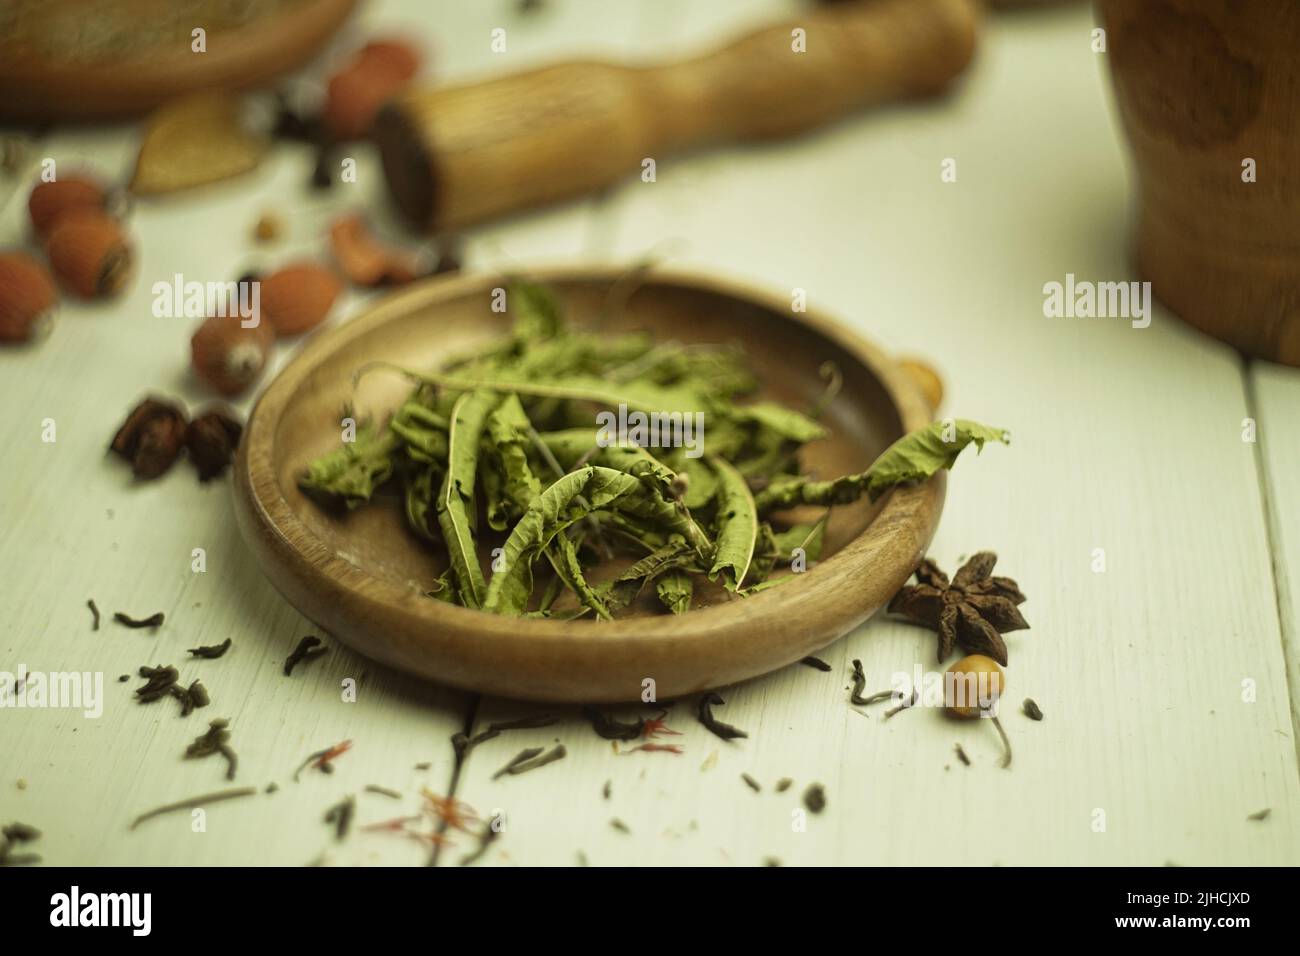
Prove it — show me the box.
[697,692,748,741]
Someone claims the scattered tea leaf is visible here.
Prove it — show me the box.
[188,638,232,659]
[741,773,761,793]
[1022,698,1044,721]
[87,599,100,631]
[129,787,257,830]
[698,692,748,741]
[284,635,326,676]
[324,795,356,841]
[115,611,165,630]
[800,656,831,672]
[803,783,827,814]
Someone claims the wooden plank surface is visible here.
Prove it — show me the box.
[2,0,1298,867]
[1251,362,1300,771]
[450,2,1300,865]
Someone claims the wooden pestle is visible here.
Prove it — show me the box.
[374,0,979,231]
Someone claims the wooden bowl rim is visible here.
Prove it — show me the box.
[236,265,940,652]
[0,0,358,120]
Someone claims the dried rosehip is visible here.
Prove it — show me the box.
[110,397,189,480]
[185,407,244,481]
[190,313,274,396]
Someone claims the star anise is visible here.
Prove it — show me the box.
[887,552,1028,665]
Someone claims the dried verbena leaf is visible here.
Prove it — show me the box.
[771,512,828,562]
[729,401,827,445]
[708,457,757,592]
[299,420,398,509]
[753,419,1008,512]
[132,92,269,195]
[509,280,564,342]
[599,536,694,611]
[486,393,541,517]
[437,389,500,608]
[655,569,693,614]
[547,532,611,621]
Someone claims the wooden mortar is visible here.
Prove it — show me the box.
[1098,0,1300,365]
[374,0,979,231]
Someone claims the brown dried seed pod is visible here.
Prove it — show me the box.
[0,252,58,344]
[44,211,133,299]
[28,175,107,238]
[109,396,189,480]
[185,407,244,481]
[260,263,342,336]
[191,314,274,396]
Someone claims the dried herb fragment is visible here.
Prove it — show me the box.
[451,728,500,764]
[803,783,826,814]
[184,719,238,780]
[0,822,42,867]
[849,659,894,707]
[501,744,566,777]
[1022,698,1044,721]
[109,397,188,480]
[87,599,100,631]
[583,706,644,741]
[741,773,761,793]
[188,638,232,659]
[954,743,971,766]
[641,711,681,739]
[610,818,630,834]
[887,552,1028,665]
[618,743,683,755]
[284,635,326,675]
[134,665,179,703]
[491,747,543,779]
[129,787,256,830]
[294,740,353,781]
[115,611,165,630]
[884,689,919,719]
[1248,808,1271,822]
[775,777,793,792]
[170,679,210,716]
[459,822,500,866]
[801,656,832,672]
[184,407,243,481]
[324,795,356,840]
[602,780,612,800]
[697,692,748,741]
[365,784,401,799]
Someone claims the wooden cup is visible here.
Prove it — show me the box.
[1097,0,1300,365]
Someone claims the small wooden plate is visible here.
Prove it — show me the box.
[233,267,944,702]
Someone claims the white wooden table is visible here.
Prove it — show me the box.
[3,0,1299,867]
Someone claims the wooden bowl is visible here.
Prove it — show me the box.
[233,267,943,702]
[0,0,357,121]
[1097,0,1300,365]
